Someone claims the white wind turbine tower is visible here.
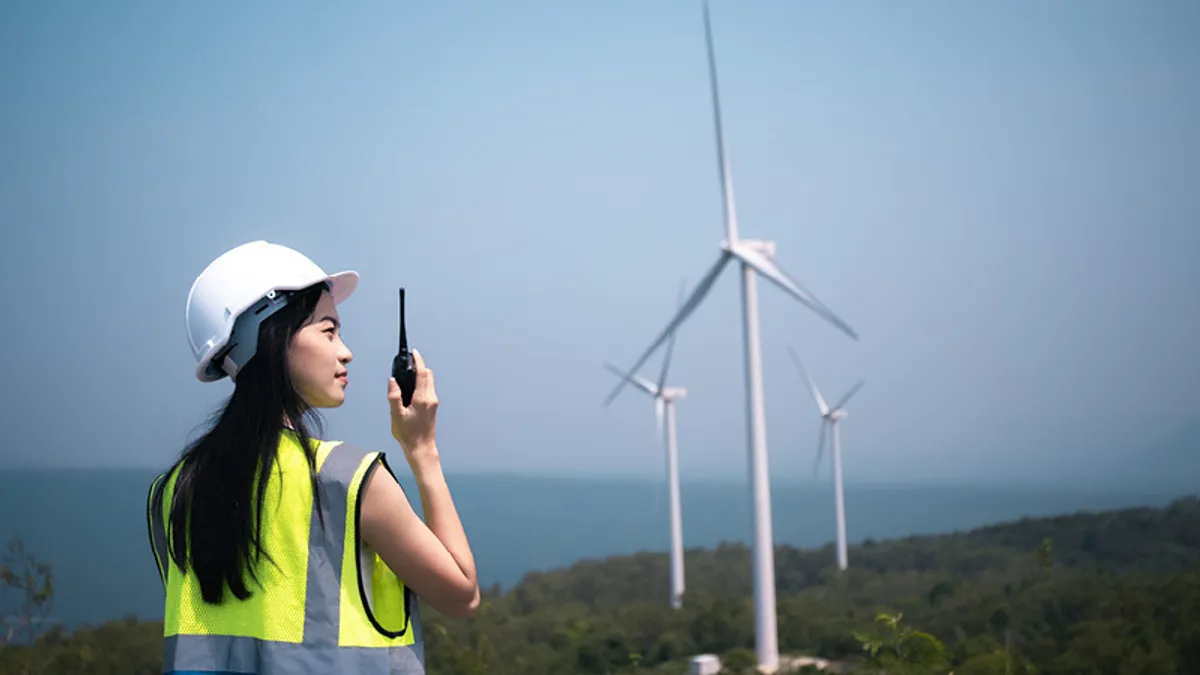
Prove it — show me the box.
[786,345,864,572]
[603,3,860,669]
[605,282,689,610]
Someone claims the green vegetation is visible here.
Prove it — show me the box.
[3,496,1198,674]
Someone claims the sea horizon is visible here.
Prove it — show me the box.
[1,467,1191,630]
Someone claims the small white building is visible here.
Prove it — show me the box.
[689,654,721,675]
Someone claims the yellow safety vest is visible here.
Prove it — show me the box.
[146,431,425,674]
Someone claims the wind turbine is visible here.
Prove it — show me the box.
[786,345,864,572]
[605,282,688,610]
[602,3,859,669]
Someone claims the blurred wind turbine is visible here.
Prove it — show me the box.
[786,344,864,572]
[602,3,860,669]
[605,281,688,610]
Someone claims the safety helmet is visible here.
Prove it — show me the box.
[185,240,359,383]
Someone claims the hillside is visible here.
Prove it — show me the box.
[2,496,1198,674]
[510,495,1200,612]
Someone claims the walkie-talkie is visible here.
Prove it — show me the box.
[391,288,417,407]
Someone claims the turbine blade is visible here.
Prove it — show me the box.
[603,363,658,397]
[603,252,732,406]
[655,279,688,392]
[813,419,828,478]
[832,379,866,412]
[731,242,859,341]
[702,1,739,243]
[786,344,829,416]
[657,331,677,393]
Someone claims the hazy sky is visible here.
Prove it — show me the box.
[2,0,1197,484]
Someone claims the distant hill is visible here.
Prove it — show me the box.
[508,494,1200,614]
[471,496,1200,674]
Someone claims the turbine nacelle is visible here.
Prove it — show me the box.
[826,409,848,421]
[725,238,776,258]
[661,386,688,402]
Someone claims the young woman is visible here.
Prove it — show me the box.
[147,240,478,674]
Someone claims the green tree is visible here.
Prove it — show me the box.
[0,535,56,674]
[852,612,949,674]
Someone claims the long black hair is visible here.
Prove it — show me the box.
[154,282,329,604]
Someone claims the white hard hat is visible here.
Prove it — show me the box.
[186,240,359,382]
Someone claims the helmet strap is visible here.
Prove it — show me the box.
[212,289,295,381]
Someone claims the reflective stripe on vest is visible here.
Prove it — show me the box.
[147,433,425,674]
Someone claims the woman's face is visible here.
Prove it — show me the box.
[289,290,353,408]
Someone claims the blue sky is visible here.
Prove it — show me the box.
[2,0,1197,483]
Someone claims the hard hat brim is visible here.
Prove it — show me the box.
[194,269,359,383]
[326,269,359,305]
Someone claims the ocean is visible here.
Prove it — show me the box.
[0,468,1185,629]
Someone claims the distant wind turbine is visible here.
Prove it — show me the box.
[602,3,859,669]
[786,345,864,572]
[605,281,688,610]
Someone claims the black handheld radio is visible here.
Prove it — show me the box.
[391,288,417,407]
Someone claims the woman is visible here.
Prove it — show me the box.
[147,240,479,674]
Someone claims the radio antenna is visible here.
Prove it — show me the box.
[398,288,408,352]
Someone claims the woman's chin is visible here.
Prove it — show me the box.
[301,388,346,410]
